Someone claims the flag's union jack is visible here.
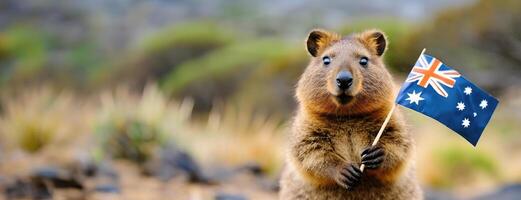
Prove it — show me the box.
[405,54,461,97]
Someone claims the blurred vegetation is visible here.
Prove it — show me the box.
[402,0,521,92]
[1,0,519,115]
[431,145,499,188]
[0,88,84,154]
[162,38,303,112]
[95,116,165,164]
[103,22,235,90]
[92,85,175,165]
[0,27,49,87]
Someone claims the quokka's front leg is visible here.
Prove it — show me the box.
[290,131,362,189]
[361,130,412,183]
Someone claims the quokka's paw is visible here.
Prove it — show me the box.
[334,164,362,190]
[361,145,385,169]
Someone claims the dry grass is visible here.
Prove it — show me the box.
[0,84,286,174]
[90,84,286,175]
[0,88,77,153]
[190,102,286,176]
[0,87,94,178]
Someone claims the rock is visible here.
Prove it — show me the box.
[146,143,209,183]
[31,166,83,189]
[4,166,86,199]
[96,161,120,180]
[472,184,521,200]
[94,184,120,193]
[76,160,119,179]
[206,162,264,183]
[214,192,248,200]
[206,166,236,182]
[235,162,264,176]
[80,161,98,177]
[5,179,51,199]
[88,161,121,194]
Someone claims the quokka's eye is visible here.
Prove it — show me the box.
[322,56,331,66]
[359,56,369,67]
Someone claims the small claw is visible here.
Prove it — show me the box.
[361,147,372,156]
[348,165,362,177]
[362,157,384,166]
[362,146,384,157]
[361,147,384,161]
[338,164,363,189]
[338,178,349,188]
[343,171,358,183]
[343,178,354,186]
[361,145,379,155]
[365,164,380,169]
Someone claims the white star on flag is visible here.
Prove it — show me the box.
[464,87,472,95]
[473,112,477,117]
[405,90,424,105]
[462,118,470,128]
[456,102,465,111]
[479,99,488,109]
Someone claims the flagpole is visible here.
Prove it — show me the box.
[359,48,426,172]
[359,103,396,172]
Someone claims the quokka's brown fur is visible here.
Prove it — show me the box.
[279,29,422,200]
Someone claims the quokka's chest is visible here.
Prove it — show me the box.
[321,127,377,161]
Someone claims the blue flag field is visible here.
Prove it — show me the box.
[396,52,499,146]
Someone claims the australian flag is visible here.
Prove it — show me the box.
[396,52,498,146]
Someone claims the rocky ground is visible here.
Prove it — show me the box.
[0,145,279,200]
[1,149,520,200]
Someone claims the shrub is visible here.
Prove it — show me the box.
[0,88,77,153]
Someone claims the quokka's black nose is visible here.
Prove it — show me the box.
[336,71,353,90]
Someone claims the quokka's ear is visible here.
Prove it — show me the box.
[306,29,341,57]
[358,29,387,56]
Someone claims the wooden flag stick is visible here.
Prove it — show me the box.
[359,48,426,172]
[359,103,396,172]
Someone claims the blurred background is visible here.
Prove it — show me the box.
[1,0,520,199]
